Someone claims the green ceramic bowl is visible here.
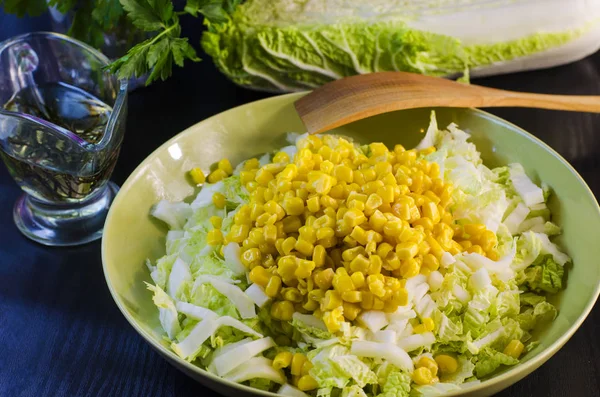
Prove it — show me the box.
[102,93,600,397]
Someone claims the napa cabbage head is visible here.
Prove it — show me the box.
[200,0,590,92]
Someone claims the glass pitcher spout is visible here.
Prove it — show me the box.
[0,32,128,246]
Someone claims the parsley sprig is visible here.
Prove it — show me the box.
[107,0,241,84]
[1,0,241,85]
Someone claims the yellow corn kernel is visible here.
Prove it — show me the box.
[303,297,320,311]
[273,151,290,164]
[350,254,370,274]
[280,236,296,255]
[396,242,419,260]
[412,367,436,386]
[342,290,362,303]
[384,276,401,291]
[320,195,339,210]
[422,201,441,223]
[413,217,434,231]
[277,255,298,278]
[448,240,463,255]
[373,162,391,177]
[212,192,226,209]
[242,158,259,171]
[487,251,499,261]
[282,196,305,216]
[275,237,285,256]
[399,258,420,278]
[372,297,384,310]
[245,181,258,192]
[367,276,386,298]
[209,216,223,229]
[263,200,285,220]
[282,287,303,302]
[435,355,458,375]
[301,224,318,240]
[343,208,367,228]
[348,191,368,203]
[361,169,377,183]
[282,216,302,234]
[383,300,399,313]
[254,168,275,186]
[248,228,265,246]
[233,205,251,224]
[418,241,431,256]
[295,259,316,279]
[310,244,326,267]
[307,171,335,195]
[207,229,224,246]
[305,196,320,213]
[265,275,282,297]
[262,224,277,244]
[272,351,293,370]
[333,273,355,293]
[349,226,368,246]
[316,227,335,241]
[342,246,365,262]
[332,164,353,183]
[464,223,486,237]
[360,291,374,310]
[207,169,228,183]
[383,220,403,237]
[376,185,395,204]
[217,158,233,175]
[271,300,294,321]
[391,288,409,306]
[295,239,314,257]
[394,144,406,154]
[323,307,344,333]
[384,252,401,271]
[190,167,206,184]
[422,317,435,332]
[291,353,307,376]
[350,272,366,289]
[343,302,361,321]
[426,236,444,258]
[301,360,314,376]
[367,255,383,275]
[321,290,343,311]
[249,266,270,287]
[467,245,484,255]
[229,224,250,243]
[480,230,498,252]
[329,183,346,200]
[375,242,393,259]
[313,268,335,290]
[422,254,440,272]
[370,142,388,157]
[279,163,298,180]
[318,160,333,174]
[503,340,525,359]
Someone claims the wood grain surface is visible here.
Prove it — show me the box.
[295,71,600,134]
[1,14,599,397]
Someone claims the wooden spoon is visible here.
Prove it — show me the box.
[294,71,600,134]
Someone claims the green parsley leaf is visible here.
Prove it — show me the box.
[120,0,172,31]
[2,0,48,17]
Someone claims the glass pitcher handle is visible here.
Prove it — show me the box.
[10,42,39,74]
[8,43,51,120]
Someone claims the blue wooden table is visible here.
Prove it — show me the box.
[1,11,599,397]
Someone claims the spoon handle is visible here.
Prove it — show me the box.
[295,72,600,134]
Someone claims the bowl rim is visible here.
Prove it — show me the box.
[102,92,600,397]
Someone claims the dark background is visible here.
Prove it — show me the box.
[1,10,599,397]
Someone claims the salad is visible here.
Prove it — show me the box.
[147,112,569,396]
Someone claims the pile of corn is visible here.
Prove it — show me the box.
[194,135,498,336]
